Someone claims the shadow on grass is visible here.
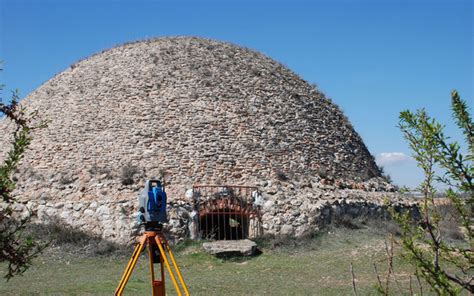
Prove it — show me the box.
[25,218,129,258]
[212,247,264,262]
[253,216,402,254]
[28,211,465,262]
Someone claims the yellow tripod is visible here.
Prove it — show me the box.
[115,231,190,296]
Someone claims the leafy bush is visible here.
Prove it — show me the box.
[26,218,121,257]
[88,164,113,179]
[316,167,328,179]
[0,73,48,280]
[275,170,288,181]
[390,91,473,294]
[121,163,139,185]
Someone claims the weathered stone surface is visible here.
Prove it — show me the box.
[0,36,413,243]
[280,225,294,236]
[202,239,257,256]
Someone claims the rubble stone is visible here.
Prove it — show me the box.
[202,239,258,257]
[0,37,415,243]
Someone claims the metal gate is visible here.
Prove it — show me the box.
[192,185,263,240]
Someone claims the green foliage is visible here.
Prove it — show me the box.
[391,90,473,294]
[377,165,393,184]
[0,69,48,280]
[120,163,139,185]
[0,227,420,295]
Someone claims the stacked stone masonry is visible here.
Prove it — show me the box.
[0,37,412,242]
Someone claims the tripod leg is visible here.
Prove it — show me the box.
[163,239,190,296]
[147,238,156,292]
[155,236,183,296]
[147,238,167,296]
[115,236,146,296]
[159,248,165,287]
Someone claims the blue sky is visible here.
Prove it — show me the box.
[0,0,472,188]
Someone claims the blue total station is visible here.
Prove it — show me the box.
[139,179,167,223]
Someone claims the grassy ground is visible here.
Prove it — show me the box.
[1,223,431,296]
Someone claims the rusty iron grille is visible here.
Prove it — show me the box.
[192,185,263,240]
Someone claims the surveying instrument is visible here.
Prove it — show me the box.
[115,180,190,296]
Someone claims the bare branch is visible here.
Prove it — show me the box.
[350,262,358,296]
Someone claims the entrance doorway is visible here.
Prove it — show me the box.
[192,185,263,240]
[199,210,249,240]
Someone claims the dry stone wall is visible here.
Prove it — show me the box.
[0,37,408,242]
[8,178,416,243]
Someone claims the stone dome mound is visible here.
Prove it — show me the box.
[1,37,397,241]
[2,37,379,195]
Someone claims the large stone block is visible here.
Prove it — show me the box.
[202,239,258,257]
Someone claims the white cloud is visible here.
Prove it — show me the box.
[376,152,411,167]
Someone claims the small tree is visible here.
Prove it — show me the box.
[0,73,47,279]
[392,90,473,294]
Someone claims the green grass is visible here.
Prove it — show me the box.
[0,227,427,295]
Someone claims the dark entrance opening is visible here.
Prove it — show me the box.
[193,185,263,240]
[199,209,249,240]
